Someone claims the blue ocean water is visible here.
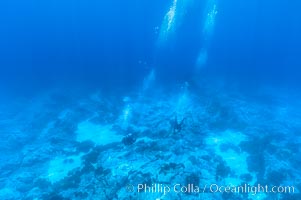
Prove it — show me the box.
[0,0,301,199]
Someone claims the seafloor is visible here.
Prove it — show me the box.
[0,83,300,200]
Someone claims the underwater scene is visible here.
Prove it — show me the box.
[0,0,301,199]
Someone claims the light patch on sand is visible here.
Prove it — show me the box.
[76,121,122,145]
[136,136,155,143]
[205,130,256,185]
[47,154,82,184]
[206,130,247,146]
[222,150,250,175]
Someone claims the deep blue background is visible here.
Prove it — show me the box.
[208,0,301,89]
[0,0,300,94]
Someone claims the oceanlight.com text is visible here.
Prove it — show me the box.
[126,183,296,196]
